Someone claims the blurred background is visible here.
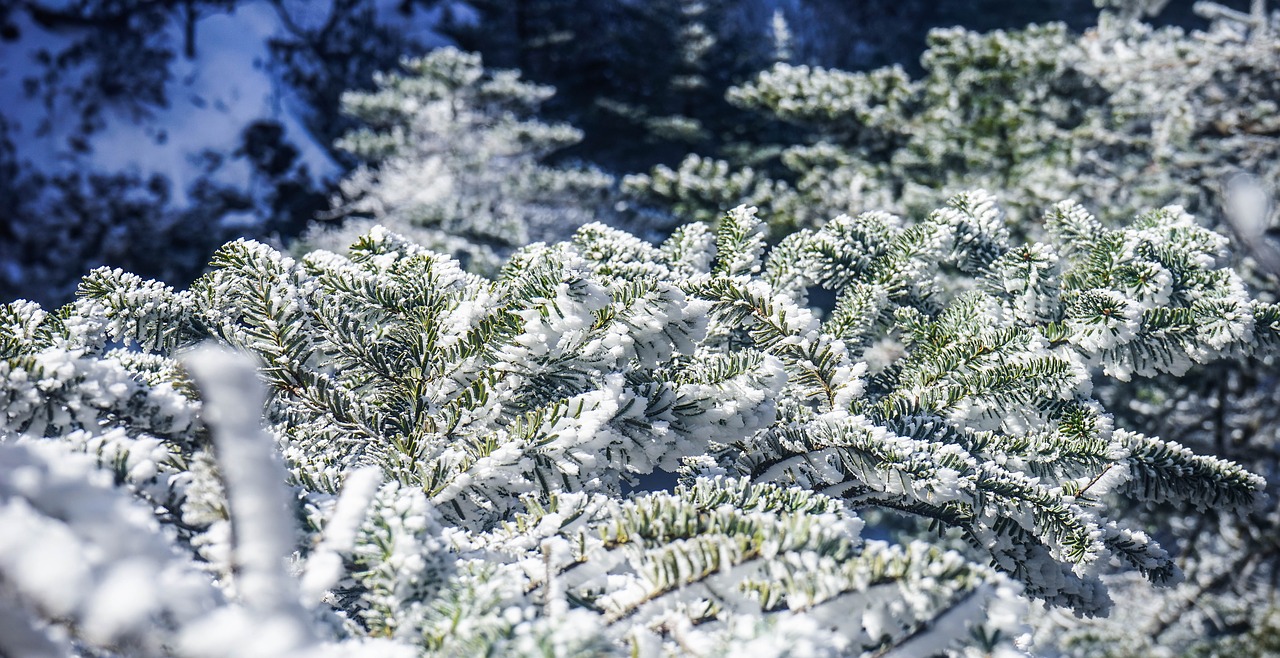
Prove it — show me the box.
[0,0,1251,307]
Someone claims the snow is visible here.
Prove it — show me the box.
[300,465,383,602]
[0,597,66,658]
[182,344,313,645]
[0,0,455,210]
[2,5,312,207]
[80,558,161,644]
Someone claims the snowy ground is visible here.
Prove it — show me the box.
[0,1,473,197]
[0,0,470,303]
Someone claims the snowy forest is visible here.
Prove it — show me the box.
[1,0,1279,655]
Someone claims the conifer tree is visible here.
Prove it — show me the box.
[1,190,1272,655]
[625,3,1280,240]
[301,47,615,275]
[628,10,1280,649]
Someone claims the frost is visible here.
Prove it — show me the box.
[1,185,1272,655]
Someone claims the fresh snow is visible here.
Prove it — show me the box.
[0,0,463,207]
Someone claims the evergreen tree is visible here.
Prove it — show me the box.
[625,5,1280,652]
[625,3,1280,240]
[300,47,616,275]
[0,190,1272,655]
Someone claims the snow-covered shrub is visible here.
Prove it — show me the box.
[623,18,1280,651]
[301,47,616,275]
[442,0,1106,174]
[1,190,1272,655]
[625,4,1280,238]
